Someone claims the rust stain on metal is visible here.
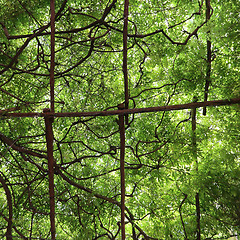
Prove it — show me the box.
[2,97,240,118]
[123,0,129,125]
[43,108,56,240]
[118,104,126,239]
[50,0,55,113]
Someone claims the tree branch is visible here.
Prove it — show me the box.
[0,172,13,240]
[0,133,47,159]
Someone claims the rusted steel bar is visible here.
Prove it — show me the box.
[50,0,55,112]
[191,99,201,239]
[2,97,240,118]
[191,99,197,149]
[203,0,212,115]
[43,108,56,240]
[195,192,201,239]
[118,104,126,239]
[123,0,129,124]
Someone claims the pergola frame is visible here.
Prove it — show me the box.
[0,0,239,239]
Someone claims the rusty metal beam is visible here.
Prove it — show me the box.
[50,0,55,112]
[43,108,56,240]
[123,0,129,124]
[191,99,201,239]
[203,0,212,115]
[118,104,126,239]
[2,97,240,118]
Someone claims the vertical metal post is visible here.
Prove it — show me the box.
[203,0,211,115]
[123,0,129,124]
[118,104,126,239]
[50,0,55,112]
[48,0,56,233]
[43,108,56,240]
[192,102,201,239]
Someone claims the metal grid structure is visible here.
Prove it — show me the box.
[0,0,240,239]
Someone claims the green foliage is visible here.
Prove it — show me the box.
[0,0,239,239]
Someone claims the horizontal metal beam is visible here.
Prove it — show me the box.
[1,97,240,118]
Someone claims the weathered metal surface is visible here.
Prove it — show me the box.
[50,0,55,113]
[118,104,126,239]
[43,108,56,240]
[123,0,129,125]
[2,97,240,118]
